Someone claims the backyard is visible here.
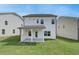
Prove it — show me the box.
[0,36,79,55]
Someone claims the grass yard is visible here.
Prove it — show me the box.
[0,36,79,55]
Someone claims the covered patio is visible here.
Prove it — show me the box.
[18,25,46,42]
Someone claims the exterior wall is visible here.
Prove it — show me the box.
[77,19,79,28]
[0,14,23,36]
[57,17,78,40]
[21,29,44,42]
[23,17,56,39]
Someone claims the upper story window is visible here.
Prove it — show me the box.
[52,19,54,24]
[41,19,44,24]
[37,19,39,23]
[5,21,8,25]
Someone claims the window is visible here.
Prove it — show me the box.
[13,29,15,34]
[2,29,5,35]
[48,31,51,36]
[28,31,31,36]
[63,25,65,29]
[35,31,38,37]
[5,21,8,25]
[44,31,47,36]
[52,19,54,24]
[41,19,44,24]
[44,31,51,36]
[37,19,39,23]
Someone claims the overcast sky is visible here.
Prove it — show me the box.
[0,4,79,16]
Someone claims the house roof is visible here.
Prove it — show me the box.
[0,12,24,21]
[23,14,57,17]
[58,16,79,20]
[18,25,46,29]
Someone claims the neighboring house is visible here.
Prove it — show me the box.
[0,12,23,36]
[18,14,57,42]
[57,16,79,40]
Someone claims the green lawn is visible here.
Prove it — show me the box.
[0,36,79,55]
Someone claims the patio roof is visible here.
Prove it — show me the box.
[18,25,46,29]
[23,14,57,17]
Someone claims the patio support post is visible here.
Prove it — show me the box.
[19,29,21,42]
[42,30,44,42]
[31,29,33,42]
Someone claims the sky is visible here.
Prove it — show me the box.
[0,4,79,16]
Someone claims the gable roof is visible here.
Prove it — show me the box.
[23,14,57,17]
[0,12,24,21]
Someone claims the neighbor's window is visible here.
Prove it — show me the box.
[63,25,65,29]
[41,19,44,24]
[2,29,5,35]
[28,31,31,36]
[52,19,54,24]
[5,21,8,25]
[44,31,51,36]
[13,29,15,34]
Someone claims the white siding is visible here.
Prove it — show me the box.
[21,29,44,42]
[57,17,78,40]
[0,14,23,36]
[24,17,56,39]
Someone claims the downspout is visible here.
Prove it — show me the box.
[55,16,57,39]
[77,18,79,40]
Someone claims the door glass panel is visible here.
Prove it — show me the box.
[35,31,38,37]
[28,31,31,36]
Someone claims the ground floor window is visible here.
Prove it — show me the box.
[35,31,38,37]
[2,29,5,35]
[48,31,51,36]
[13,29,15,34]
[28,31,31,36]
[44,31,51,36]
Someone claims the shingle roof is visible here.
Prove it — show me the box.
[23,14,57,17]
[18,25,46,29]
[0,12,24,21]
[58,16,79,20]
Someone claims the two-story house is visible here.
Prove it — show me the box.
[57,16,79,40]
[0,12,23,36]
[19,14,57,42]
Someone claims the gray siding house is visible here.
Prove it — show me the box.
[57,16,79,40]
